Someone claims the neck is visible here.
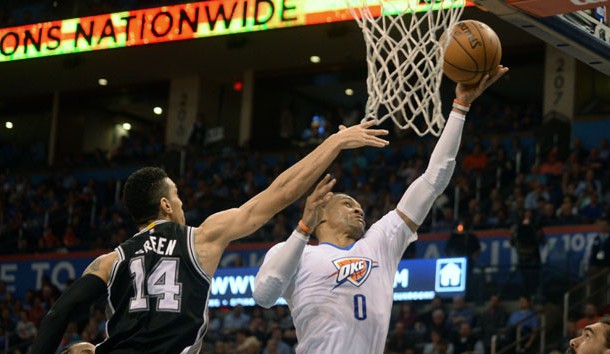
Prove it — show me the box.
[317,225,358,248]
[138,218,169,231]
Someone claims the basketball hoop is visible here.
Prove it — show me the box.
[347,0,465,136]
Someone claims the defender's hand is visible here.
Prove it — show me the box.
[301,174,336,232]
[332,120,389,150]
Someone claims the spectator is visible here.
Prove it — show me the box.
[222,305,251,334]
[510,210,545,295]
[582,217,610,305]
[206,308,223,341]
[16,310,37,342]
[38,226,61,249]
[59,321,82,350]
[387,321,412,354]
[462,143,488,174]
[425,309,452,342]
[444,221,481,298]
[61,226,81,247]
[538,149,563,177]
[476,294,508,353]
[447,296,475,332]
[451,322,484,354]
[424,335,453,354]
[264,328,291,354]
[556,195,581,225]
[396,302,418,330]
[579,192,605,223]
[27,297,46,326]
[576,303,601,331]
[418,297,446,329]
[524,180,549,211]
[506,295,539,354]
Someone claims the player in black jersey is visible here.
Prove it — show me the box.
[31,122,389,354]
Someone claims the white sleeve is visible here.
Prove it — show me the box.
[253,230,308,308]
[398,111,464,225]
[365,210,417,262]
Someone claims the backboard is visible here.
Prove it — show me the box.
[475,0,610,76]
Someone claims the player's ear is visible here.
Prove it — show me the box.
[160,197,172,214]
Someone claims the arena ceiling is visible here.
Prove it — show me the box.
[0,7,544,119]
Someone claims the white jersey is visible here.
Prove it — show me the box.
[262,210,416,354]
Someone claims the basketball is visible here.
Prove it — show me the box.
[441,20,502,85]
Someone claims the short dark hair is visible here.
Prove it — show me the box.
[600,317,610,348]
[60,341,90,354]
[123,167,169,226]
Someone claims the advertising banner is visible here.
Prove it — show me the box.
[0,225,597,300]
[0,1,469,62]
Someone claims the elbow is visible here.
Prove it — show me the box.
[252,290,274,309]
[253,276,282,309]
[252,286,276,309]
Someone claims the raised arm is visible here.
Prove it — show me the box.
[199,122,388,247]
[30,252,116,353]
[253,174,336,308]
[396,66,509,232]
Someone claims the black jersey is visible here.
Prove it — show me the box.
[96,221,210,354]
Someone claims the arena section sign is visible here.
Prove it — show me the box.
[0,0,467,62]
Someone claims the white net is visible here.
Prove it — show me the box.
[347,0,465,136]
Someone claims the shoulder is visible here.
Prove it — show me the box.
[83,251,119,283]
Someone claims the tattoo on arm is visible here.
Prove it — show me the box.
[84,258,102,275]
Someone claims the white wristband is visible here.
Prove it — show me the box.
[452,99,471,113]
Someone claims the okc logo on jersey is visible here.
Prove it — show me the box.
[327,257,378,289]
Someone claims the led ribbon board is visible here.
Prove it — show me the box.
[209,257,467,307]
[0,0,467,62]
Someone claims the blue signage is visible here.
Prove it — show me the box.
[208,257,467,307]
[0,225,597,303]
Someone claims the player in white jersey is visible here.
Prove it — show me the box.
[253,66,509,354]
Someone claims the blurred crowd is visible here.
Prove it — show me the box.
[1,102,609,256]
[1,2,609,354]
[1,276,608,354]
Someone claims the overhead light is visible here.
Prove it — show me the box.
[5,121,13,129]
[345,88,354,96]
[98,78,108,86]
[310,55,321,64]
[122,123,132,130]
[153,106,163,115]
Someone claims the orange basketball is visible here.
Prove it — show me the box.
[441,20,502,85]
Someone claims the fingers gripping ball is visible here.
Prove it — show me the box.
[441,20,502,85]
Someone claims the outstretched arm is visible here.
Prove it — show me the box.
[253,175,335,308]
[397,66,509,232]
[199,122,388,247]
[30,252,116,353]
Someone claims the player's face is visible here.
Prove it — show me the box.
[165,178,185,225]
[568,323,610,354]
[69,342,95,354]
[324,194,365,238]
